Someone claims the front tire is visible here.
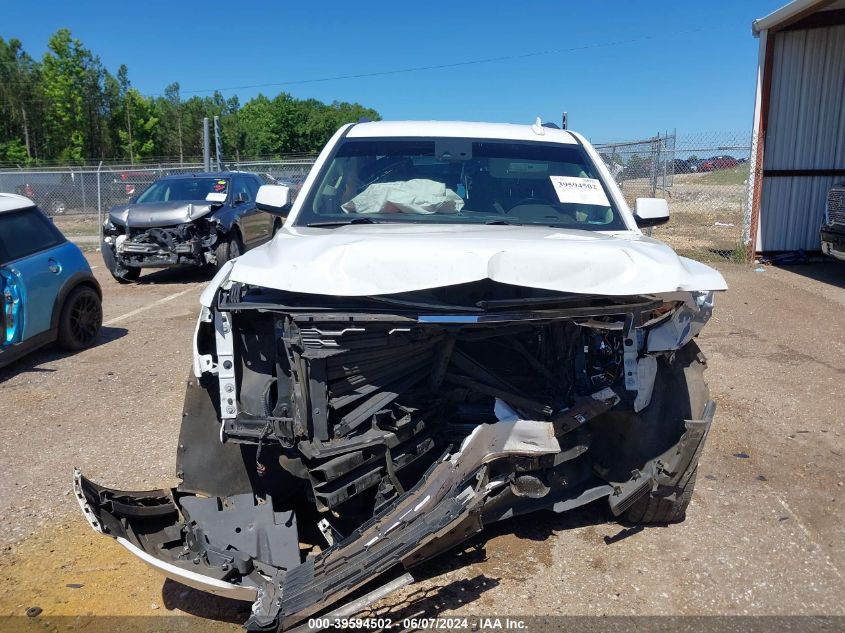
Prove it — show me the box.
[623,467,698,524]
[215,233,243,272]
[110,266,140,283]
[621,342,709,524]
[57,286,102,351]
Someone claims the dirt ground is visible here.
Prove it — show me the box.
[619,171,748,261]
[0,253,844,629]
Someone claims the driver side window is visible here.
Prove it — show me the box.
[233,177,253,203]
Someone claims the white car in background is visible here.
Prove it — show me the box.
[77,119,727,631]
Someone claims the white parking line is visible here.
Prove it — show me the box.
[104,287,197,326]
[774,494,842,580]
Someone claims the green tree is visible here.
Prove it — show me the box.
[0,37,41,162]
[118,88,158,161]
[0,29,381,163]
[238,94,280,156]
[40,29,93,161]
[153,82,185,162]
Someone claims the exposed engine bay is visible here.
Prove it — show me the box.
[104,221,219,269]
[75,281,715,630]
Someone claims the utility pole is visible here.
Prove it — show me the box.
[177,115,184,166]
[202,117,210,172]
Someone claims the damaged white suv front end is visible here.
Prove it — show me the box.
[75,120,726,630]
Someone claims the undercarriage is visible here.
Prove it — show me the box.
[76,281,715,630]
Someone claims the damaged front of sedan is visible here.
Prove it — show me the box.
[76,120,726,630]
[101,172,275,283]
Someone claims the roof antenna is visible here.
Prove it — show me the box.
[531,116,545,136]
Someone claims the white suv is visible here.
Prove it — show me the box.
[77,120,726,630]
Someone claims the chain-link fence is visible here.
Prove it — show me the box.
[2,134,753,262]
[595,131,753,261]
[0,158,316,245]
[0,159,315,214]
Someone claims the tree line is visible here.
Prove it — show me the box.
[0,29,380,165]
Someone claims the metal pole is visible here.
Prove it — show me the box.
[96,161,103,249]
[80,169,86,212]
[203,117,211,172]
[651,135,659,197]
[213,115,222,171]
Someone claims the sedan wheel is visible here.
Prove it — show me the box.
[214,234,243,272]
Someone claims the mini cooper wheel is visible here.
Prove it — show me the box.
[57,286,103,351]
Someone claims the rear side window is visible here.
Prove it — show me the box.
[0,207,65,264]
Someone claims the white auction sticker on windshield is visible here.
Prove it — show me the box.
[549,176,610,206]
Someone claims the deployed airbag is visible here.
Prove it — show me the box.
[342,179,464,215]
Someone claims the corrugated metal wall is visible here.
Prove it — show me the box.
[759,23,845,251]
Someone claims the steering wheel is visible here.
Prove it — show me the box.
[507,197,558,212]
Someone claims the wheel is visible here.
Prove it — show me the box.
[215,233,243,271]
[109,266,141,283]
[620,342,709,524]
[47,197,68,215]
[622,466,698,524]
[57,286,102,351]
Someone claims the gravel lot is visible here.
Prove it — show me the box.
[0,254,843,627]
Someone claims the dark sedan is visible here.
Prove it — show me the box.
[101,172,283,282]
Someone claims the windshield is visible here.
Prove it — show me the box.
[135,177,229,204]
[296,138,626,230]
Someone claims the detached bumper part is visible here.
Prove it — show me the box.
[73,397,713,630]
[73,468,259,601]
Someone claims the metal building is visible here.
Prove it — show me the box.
[748,0,845,255]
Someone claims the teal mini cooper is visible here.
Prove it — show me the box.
[0,193,102,369]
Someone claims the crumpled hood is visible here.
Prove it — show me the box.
[109,201,217,228]
[222,224,727,297]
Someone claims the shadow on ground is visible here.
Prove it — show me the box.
[769,260,845,290]
[132,266,215,286]
[0,326,127,383]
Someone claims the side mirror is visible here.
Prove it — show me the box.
[633,198,670,228]
[256,184,292,216]
[233,192,246,206]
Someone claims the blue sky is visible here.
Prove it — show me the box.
[2,0,784,141]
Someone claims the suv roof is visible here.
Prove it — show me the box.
[347,120,579,144]
[0,193,35,214]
